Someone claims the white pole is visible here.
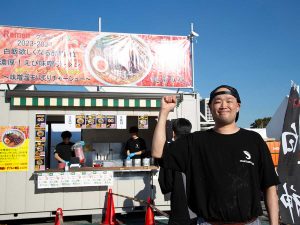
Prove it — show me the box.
[98,17,102,33]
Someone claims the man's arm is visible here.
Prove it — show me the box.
[264,185,279,225]
[152,96,177,158]
[54,153,65,163]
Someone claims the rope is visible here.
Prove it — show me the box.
[111,192,170,218]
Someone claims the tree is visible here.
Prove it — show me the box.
[250,117,271,128]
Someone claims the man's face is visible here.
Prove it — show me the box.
[209,87,240,126]
[63,137,70,144]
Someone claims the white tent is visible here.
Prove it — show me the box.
[266,96,288,140]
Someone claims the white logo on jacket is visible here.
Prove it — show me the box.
[240,151,254,165]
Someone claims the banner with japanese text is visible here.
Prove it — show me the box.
[0,126,29,172]
[277,83,300,224]
[0,26,192,87]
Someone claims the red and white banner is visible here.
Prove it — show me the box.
[0,26,192,87]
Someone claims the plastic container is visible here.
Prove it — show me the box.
[72,141,85,164]
[142,158,150,166]
[124,159,132,167]
[133,158,141,167]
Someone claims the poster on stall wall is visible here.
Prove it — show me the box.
[76,114,86,128]
[0,126,29,172]
[96,115,107,128]
[35,114,46,171]
[35,114,46,128]
[117,115,127,129]
[138,115,148,129]
[65,115,76,129]
[106,115,117,128]
[86,114,96,128]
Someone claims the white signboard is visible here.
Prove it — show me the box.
[117,115,127,129]
[37,171,114,189]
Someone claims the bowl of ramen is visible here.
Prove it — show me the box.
[36,130,45,137]
[77,118,85,124]
[2,129,25,148]
[85,33,153,85]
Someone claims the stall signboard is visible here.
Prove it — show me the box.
[0,126,29,172]
[138,115,148,129]
[37,170,114,189]
[0,26,192,87]
[35,114,46,171]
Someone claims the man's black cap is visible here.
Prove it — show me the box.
[208,85,241,122]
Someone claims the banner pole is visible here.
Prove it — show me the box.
[188,23,198,92]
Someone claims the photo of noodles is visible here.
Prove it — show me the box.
[85,34,153,85]
[2,129,25,148]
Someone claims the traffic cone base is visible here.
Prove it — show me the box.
[101,188,118,225]
[145,197,155,225]
[54,208,63,225]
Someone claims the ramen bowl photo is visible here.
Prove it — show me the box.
[85,33,153,85]
[2,129,25,148]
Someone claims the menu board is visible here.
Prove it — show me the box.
[96,115,107,128]
[37,171,114,189]
[0,126,29,172]
[35,114,46,171]
[106,115,117,128]
[86,114,96,128]
[138,115,148,129]
[76,114,86,128]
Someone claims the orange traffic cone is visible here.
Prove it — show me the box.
[145,197,155,225]
[101,189,118,225]
[54,208,63,225]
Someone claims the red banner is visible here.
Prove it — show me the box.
[0,26,192,87]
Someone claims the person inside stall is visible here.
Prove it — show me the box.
[125,126,146,159]
[54,131,75,166]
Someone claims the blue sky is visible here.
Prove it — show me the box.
[1,0,299,127]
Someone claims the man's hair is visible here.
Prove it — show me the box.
[61,131,72,139]
[172,118,192,138]
[208,84,241,122]
[129,126,139,134]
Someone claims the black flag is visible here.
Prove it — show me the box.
[277,83,300,225]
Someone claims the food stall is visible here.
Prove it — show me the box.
[0,89,200,220]
[0,25,200,221]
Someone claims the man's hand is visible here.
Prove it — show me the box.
[161,96,177,113]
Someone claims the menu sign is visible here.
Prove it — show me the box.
[37,171,114,189]
[35,114,46,171]
[76,115,86,128]
[0,126,29,172]
[35,114,46,128]
[138,115,148,129]
[86,114,96,128]
[96,115,107,128]
[106,115,117,128]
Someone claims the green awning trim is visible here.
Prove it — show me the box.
[11,97,161,108]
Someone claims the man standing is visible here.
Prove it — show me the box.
[152,85,280,225]
[158,118,197,225]
[54,131,74,164]
[125,126,146,159]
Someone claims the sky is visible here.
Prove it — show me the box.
[1,0,299,127]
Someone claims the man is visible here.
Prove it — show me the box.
[158,118,197,225]
[125,126,146,159]
[54,131,74,164]
[152,85,280,225]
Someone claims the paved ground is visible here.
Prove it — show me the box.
[0,213,270,225]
